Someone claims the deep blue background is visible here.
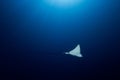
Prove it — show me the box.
[1,0,120,79]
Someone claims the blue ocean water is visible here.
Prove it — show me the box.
[1,0,120,79]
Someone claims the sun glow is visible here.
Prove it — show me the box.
[44,0,82,7]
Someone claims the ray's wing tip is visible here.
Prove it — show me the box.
[78,54,83,57]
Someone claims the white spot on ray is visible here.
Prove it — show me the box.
[65,44,83,57]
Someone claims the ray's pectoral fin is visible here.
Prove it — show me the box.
[65,44,83,58]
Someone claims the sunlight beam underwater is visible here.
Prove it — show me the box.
[42,0,83,57]
[44,0,82,8]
